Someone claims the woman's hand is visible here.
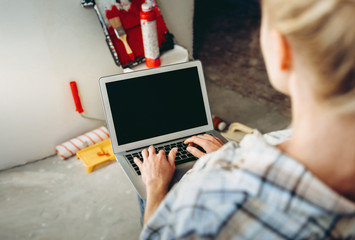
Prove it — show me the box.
[134,145,177,193]
[134,146,177,224]
[184,134,225,158]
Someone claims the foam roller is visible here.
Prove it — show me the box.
[55,126,110,159]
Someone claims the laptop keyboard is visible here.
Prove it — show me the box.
[125,140,198,175]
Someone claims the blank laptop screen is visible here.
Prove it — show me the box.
[106,66,208,145]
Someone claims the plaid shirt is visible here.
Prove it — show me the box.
[141,130,355,239]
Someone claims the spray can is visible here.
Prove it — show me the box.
[140,3,161,68]
[212,115,227,131]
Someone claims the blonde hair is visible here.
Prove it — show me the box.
[263,0,355,114]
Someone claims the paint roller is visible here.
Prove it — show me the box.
[55,81,108,159]
[55,126,110,159]
[70,81,84,113]
[69,81,105,121]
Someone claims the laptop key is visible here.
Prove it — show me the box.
[187,153,194,158]
[126,140,199,176]
[180,154,187,159]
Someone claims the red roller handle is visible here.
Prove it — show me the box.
[70,81,84,113]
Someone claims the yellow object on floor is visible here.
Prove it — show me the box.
[221,122,254,143]
[76,138,115,173]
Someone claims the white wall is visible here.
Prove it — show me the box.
[0,0,194,170]
[157,0,194,59]
[0,0,122,170]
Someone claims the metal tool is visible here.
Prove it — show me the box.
[81,0,122,67]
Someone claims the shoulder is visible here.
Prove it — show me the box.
[141,130,355,239]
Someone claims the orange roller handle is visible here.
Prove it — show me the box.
[70,81,84,113]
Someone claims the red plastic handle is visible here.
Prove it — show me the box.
[70,81,84,113]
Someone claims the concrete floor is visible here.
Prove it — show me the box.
[0,155,141,240]
[207,82,290,133]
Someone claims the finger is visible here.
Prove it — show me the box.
[184,135,203,144]
[186,145,205,158]
[201,134,225,145]
[184,136,194,144]
[158,149,166,156]
[202,134,217,141]
[148,145,156,155]
[184,136,210,149]
[134,157,143,170]
[142,149,149,160]
[168,148,178,166]
[184,135,202,144]
[214,136,225,145]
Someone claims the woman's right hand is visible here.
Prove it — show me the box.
[184,134,225,158]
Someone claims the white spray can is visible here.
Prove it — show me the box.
[140,3,161,68]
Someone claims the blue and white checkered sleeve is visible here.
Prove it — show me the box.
[140,142,256,239]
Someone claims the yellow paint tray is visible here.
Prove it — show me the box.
[76,138,115,173]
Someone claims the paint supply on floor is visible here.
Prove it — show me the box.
[212,115,227,131]
[76,138,115,173]
[140,2,161,68]
[220,122,253,143]
[106,5,135,62]
[55,126,110,159]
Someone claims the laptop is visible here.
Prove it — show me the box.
[99,60,228,199]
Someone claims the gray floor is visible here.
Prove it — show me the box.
[0,155,141,240]
[207,82,290,133]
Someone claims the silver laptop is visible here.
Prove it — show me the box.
[99,60,228,199]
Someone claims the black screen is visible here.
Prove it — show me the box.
[106,67,208,145]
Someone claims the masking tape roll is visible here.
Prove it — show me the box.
[55,126,110,159]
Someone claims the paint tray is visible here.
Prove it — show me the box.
[76,138,115,173]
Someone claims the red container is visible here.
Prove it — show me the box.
[140,3,161,68]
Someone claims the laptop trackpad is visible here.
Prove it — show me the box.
[169,161,195,189]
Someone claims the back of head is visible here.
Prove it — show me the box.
[263,0,355,114]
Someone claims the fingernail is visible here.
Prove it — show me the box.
[187,147,191,152]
